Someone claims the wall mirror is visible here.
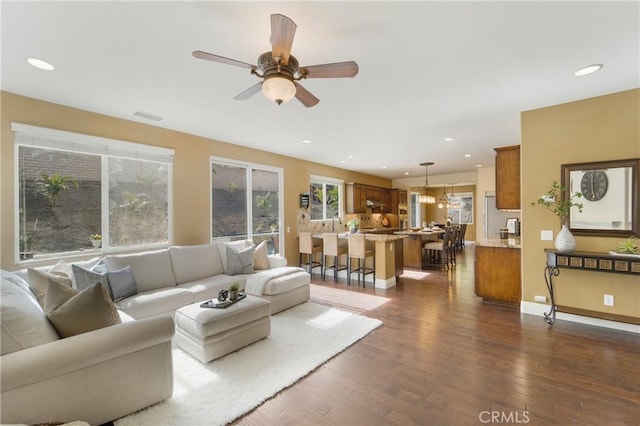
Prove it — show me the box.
[561,158,639,237]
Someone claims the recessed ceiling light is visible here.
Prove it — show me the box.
[476,164,482,168]
[574,64,603,77]
[404,172,410,175]
[348,155,354,159]
[26,57,55,71]
[340,160,346,164]
[444,137,453,142]
[382,165,387,169]
[464,154,471,158]
[301,140,312,144]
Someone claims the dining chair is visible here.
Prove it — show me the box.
[298,232,323,275]
[455,223,467,251]
[321,233,348,282]
[347,233,375,287]
[423,226,455,270]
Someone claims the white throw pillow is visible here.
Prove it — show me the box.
[215,240,252,274]
[1,271,59,355]
[226,244,255,275]
[253,240,270,270]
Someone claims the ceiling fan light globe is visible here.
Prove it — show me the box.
[262,76,296,104]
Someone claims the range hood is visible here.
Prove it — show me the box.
[366,199,386,208]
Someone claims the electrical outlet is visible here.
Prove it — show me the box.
[604,294,614,306]
[541,230,554,241]
[535,295,547,303]
[286,226,290,233]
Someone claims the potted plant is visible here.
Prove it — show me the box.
[90,234,102,248]
[610,236,640,257]
[346,218,360,234]
[531,180,583,252]
[228,282,240,301]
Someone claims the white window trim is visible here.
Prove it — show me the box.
[13,123,174,263]
[309,174,344,221]
[210,156,285,255]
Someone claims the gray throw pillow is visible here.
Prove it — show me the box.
[107,266,138,302]
[72,263,113,299]
[226,244,255,275]
[45,281,121,338]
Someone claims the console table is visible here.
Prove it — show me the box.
[543,249,640,325]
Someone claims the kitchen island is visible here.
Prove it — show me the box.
[394,229,445,269]
[312,233,405,288]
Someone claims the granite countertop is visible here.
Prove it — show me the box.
[476,237,521,249]
[394,229,445,236]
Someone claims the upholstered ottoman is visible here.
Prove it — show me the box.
[174,295,270,363]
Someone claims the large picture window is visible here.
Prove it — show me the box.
[447,193,474,224]
[211,158,283,255]
[309,175,343,221]
[14,123,173,261]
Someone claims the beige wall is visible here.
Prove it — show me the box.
[521,88,640,320]
[0,91,390,270]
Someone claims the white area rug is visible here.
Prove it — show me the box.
[115,302,382,426]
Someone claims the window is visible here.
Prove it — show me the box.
[14,123,173,261]
[410,192,423,228]
[309,175,343,221]
[211,158,283,254]
[447,193,474,224]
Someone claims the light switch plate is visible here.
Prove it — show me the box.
[604,294,614,306]
[541,230,554,241]
[535,295,547,303]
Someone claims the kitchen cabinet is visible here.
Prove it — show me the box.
[345,183,367,213]
[475,244,521,305]
[495,145,520,210]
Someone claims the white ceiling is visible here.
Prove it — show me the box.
[2,1,638,180]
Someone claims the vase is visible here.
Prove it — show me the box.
[229,289,239,301]
[555,224,576,252]
[349,226,357,234]
[91,239,101,248]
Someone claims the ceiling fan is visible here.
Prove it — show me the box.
[192,13,359,107]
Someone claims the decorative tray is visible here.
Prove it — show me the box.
[200,293,247,309]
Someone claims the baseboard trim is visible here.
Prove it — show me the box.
[521,301,640,334]
[374,277,396,289]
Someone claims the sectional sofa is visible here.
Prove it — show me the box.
[0,240,310,425]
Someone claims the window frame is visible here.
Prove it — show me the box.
[13,123,174,263]
[309,175,344,221]
[210,156,285,255]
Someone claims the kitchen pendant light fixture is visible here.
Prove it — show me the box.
[438,185,449,209]
[448,185,461,209]
[418,162,436,204]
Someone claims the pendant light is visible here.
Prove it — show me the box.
[418,162,436,204]
[438,185,449,209]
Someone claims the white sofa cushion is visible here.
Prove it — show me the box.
[253,240,269,270]
[169,244,223,284]
[1,271,59,355]
[105,249,176,293]
[116,287,193,319]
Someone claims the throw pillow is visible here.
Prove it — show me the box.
[253,240,270,270]
[72,264,113,300]
[45,280,121,338]
[107,266,138,302]
[216,239,251,273]
[226,244,255,275]
[27,268,73,308]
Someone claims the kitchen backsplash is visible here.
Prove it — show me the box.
[296,209,386,234]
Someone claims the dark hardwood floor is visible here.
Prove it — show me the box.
[236,245,640,425]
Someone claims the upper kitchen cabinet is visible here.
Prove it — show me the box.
[495,145,521,210]
[345,183,367,213]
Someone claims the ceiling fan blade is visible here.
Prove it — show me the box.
[294,82,319,108]
[192,51,255,69]
[301,61,359,78]
[270,14,297,65]
[233,82,263,100]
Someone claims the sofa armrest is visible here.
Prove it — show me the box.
[1,315,175,425]
[267,255,287,269]
[1,314,175,391]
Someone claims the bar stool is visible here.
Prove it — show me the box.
[299,232,323,275]
[321,233,348,282]
[347,233,375,287]
[423,226,455,270]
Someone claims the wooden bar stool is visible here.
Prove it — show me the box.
[321,233,348,282]
[298,232,323,274]
[347,233,375,287]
